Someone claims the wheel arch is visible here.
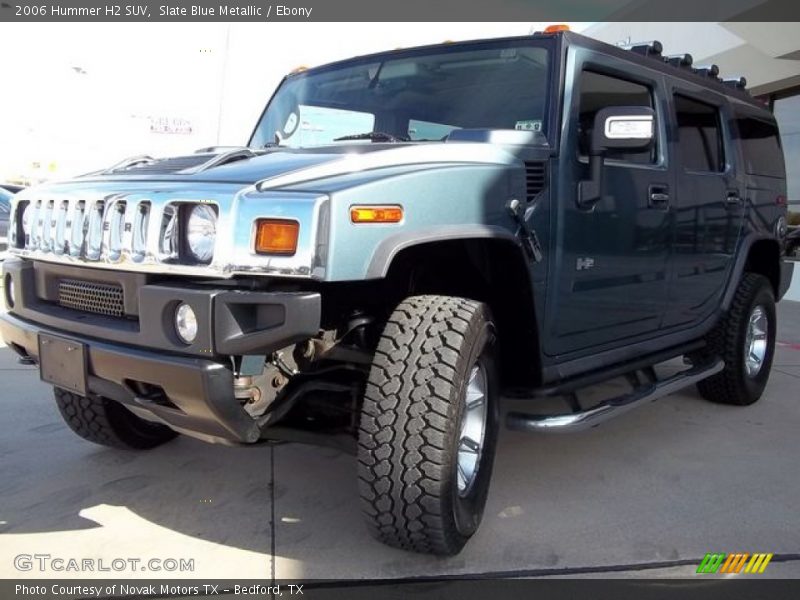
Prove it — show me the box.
[724,235,782,310]
[380,235,543,389]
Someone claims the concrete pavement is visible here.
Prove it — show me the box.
[1,299,799,580]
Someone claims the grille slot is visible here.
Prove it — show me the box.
[58,280,125,317]
[19,197,152,263]
[524,161,547,202]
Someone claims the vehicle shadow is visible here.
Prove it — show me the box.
[0,366,274,563]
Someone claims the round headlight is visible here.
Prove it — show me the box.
[175,303,198,344]
[186,204,217,263]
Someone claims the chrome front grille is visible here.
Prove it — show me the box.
[8,186,323,279]
[57,279,125,317]
[18,196,153,264]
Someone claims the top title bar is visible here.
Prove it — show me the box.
[1,0,799,22]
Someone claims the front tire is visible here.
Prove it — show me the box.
[55,388,178,450]
[357,295,499,555]
[697,273,776,406]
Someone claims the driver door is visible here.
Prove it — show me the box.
[546,52,672,357]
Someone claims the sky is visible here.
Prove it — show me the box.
[0,22,587,182]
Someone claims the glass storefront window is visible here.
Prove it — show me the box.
[774,93,800,206]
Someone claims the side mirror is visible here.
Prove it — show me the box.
[578,106,655,208]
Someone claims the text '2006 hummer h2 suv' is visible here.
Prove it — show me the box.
[1,29,793,556]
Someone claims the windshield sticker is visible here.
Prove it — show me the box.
[515,120,542,132]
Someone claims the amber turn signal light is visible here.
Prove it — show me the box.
[254,219,299,255]
[350,206,403,224]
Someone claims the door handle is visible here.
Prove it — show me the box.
[649,185,670,209]
[725,191,743,207]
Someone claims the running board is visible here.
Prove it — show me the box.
[506,359,724,434]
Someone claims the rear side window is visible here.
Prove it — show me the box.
[674,94,725,172]
[577,70,655,164]
[735,115,785,178]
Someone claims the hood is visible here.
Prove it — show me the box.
[34,132,546,195]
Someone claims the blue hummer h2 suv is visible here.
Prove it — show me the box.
[1,30,793,555]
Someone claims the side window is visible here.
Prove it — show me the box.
[577,70,655,164]
[734,114,785,178]
[674,94,725,172]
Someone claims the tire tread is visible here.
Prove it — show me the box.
[697,273,774,405]
[54,388,176,450]
[357,295,488,555]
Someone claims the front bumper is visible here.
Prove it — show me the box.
[0,311,258,444]
[3,258,321,357]
[1,258,323,444]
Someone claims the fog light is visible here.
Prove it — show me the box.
[175,303,198,344]
[4,275,14,309]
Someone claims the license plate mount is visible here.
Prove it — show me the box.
[38,334,88,396]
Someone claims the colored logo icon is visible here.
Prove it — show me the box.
[697,552,773,574]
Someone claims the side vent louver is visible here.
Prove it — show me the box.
[524,162,547,203]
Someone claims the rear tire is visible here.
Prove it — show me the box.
[357,295,499,556]
[55,388,177,449]
[696,273,776,406]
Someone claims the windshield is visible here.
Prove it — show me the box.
[249,40,552,149]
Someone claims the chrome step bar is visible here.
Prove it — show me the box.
[506,359,724,434]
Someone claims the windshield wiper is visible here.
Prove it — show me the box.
[261,131,286,149]
[333,131,409,143]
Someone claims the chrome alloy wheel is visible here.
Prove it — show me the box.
[744,305,769,378]
[456,363,488,497]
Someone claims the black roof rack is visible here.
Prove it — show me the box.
[693,64,720,79]
[723,76,748,90]
[664,53,693,69]
[621,40,663,58]
[619,37,751,96]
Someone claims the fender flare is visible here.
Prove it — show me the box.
[721,233,782,310]
[365,225,523,279]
